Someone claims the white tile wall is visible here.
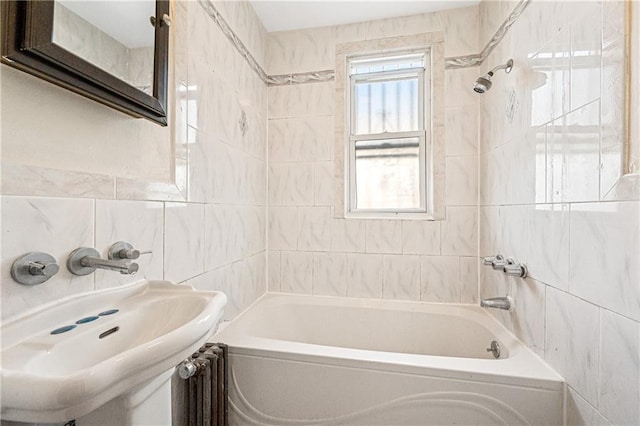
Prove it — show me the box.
[346,253,383,299]
[598,309,640,425]
[566,387,613,426]
[164,202,206,283]
[401,221,441,255]
[312,252,347,297]
[267,250,281,292]
[268,206,298,250]
[459,257,478,304]
[440,207,478,256]
[298,207,331,251]
[420,256,460,303]
[382,255,421,301]
[479,1,639,424]
[1,197,95,319]
[569,201,640,321]
[445,156,478,206]
[281,251,313,294]
[267,7,480,303]
[365,220,402,254]
[0,0,268,321]
[330,218,366,253]
[545,288,600,404]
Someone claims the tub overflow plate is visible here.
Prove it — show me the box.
[486,340,501,358]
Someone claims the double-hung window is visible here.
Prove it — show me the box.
[347,50,431,217]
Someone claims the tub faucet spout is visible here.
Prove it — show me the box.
[481,296,512,310]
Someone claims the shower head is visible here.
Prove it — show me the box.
[473,59,513,94]
[473,76,493,93]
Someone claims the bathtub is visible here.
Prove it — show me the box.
[213,294,565,425]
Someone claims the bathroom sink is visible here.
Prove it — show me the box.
[0,280,227,423]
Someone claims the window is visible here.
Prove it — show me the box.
[335,34,445,221]
[346,51,431,217]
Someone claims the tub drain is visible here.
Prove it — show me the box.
[486,340,501,358]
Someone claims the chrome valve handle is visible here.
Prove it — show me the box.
[11,252,60,285]
[177,360,198,379]
[504,259,528,278]
[482,254,503,265]
[108,241,152,260]
[491,254,507,270]
[28,260,60,277]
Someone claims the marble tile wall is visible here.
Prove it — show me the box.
[0,0,268,322]
[266,6,481,304]
[478,1,639,425]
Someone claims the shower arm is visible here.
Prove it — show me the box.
[488,59,514,76]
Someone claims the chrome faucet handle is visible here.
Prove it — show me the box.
[483,254,504,266]
[11,252,61,285]
[482,256,495,265]
[491,254,507,270]
[108,241,152,260]
[115,248,151,260]
[28,260,60,277]
[504,259,528,278]
[177,360,198,379]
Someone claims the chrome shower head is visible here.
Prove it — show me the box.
[473,75,493,93]
[472,59,513,94]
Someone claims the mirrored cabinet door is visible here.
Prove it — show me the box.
[1,0,170,126]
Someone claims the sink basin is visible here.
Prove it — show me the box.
[0,280,227,423]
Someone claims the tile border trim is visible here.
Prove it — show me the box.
[476,0,530,65]
[201,0,530,86]
[198,0,268,82]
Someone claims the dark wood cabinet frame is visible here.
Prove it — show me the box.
[1,0,169,126]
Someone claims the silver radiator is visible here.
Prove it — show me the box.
[173,343,228,426]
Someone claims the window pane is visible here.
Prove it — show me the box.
[354,77,419,135]
[354,137,421,210]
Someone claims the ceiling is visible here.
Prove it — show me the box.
[251,1,480,33]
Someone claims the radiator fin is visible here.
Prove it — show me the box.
[173,342,228,426]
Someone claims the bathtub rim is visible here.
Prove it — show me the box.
[214,292,564,387]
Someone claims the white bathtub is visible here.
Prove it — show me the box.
[214,294,565,425]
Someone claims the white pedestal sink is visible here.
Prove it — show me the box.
[0,280,227,424]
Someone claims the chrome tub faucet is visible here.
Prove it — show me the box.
[480,296,512,311]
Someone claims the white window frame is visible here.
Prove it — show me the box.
[345,49,432,219]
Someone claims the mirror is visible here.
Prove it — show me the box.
[53,1,156,95]
[1,0,169,125]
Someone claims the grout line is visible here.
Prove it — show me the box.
[162,202,166,281]
[92,199,97,291]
